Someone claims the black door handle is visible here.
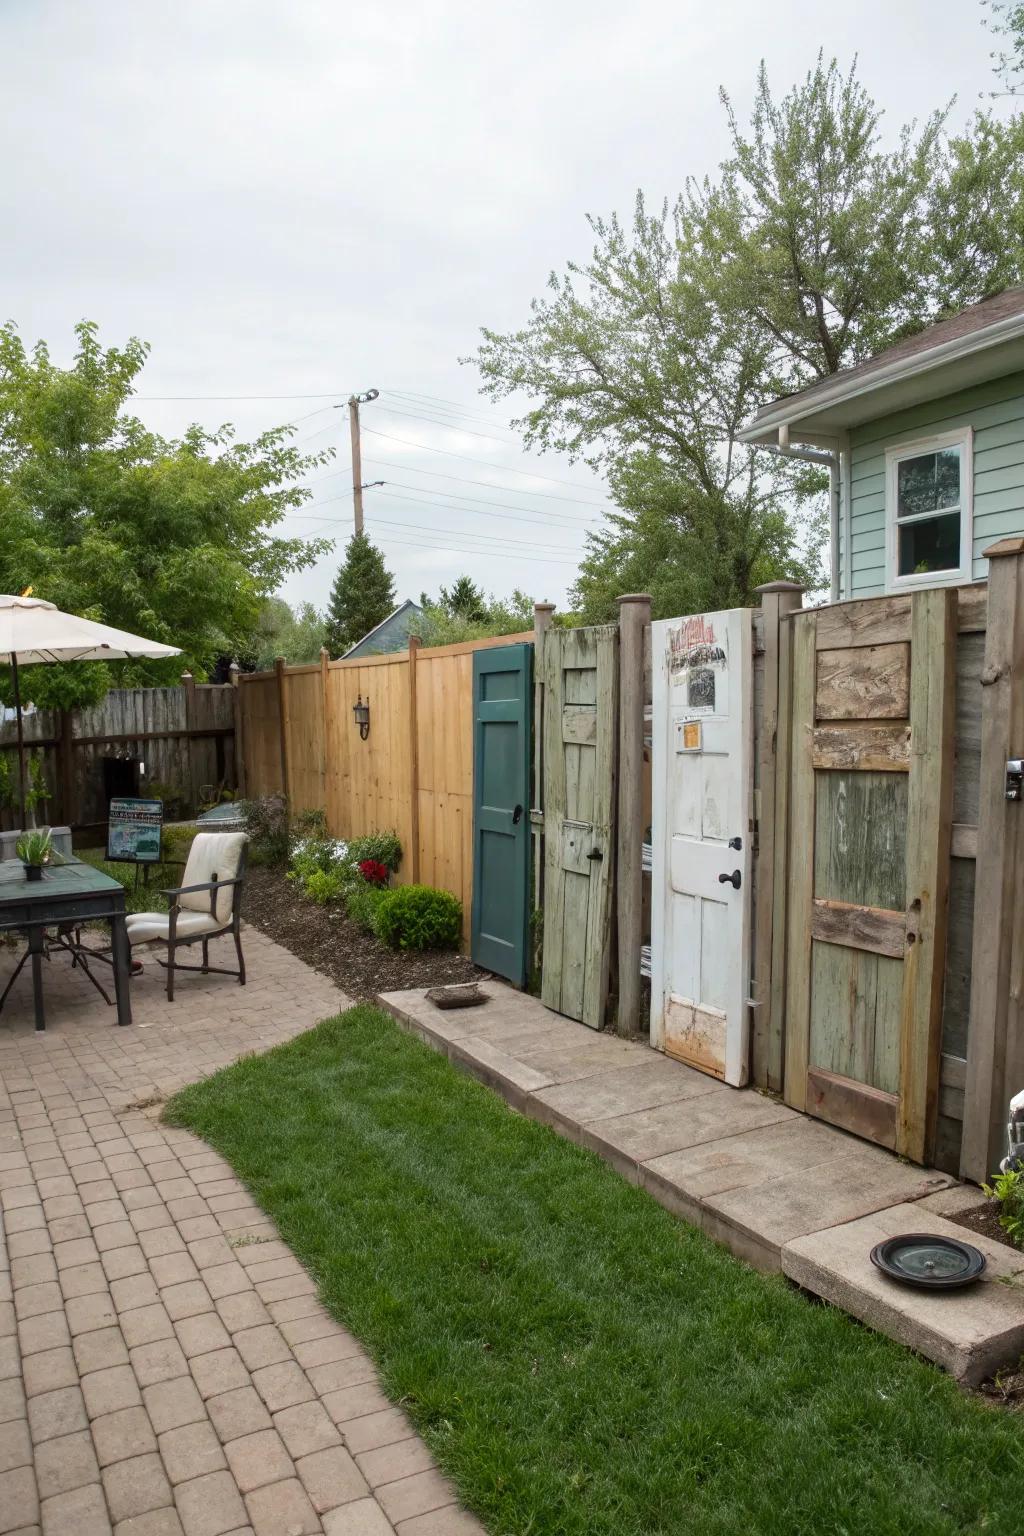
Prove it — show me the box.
[728,836,742,851]
[512,804,523,825]
[587,848,603,861]
[718,869,741,889]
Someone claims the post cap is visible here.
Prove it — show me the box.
[533,601,556,613]
[982,537,1024,560]
[616,593,652,606]
[754,581,806,594]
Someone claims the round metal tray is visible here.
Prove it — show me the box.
[869,1232,987,1290]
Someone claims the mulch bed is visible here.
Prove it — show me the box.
[949,1199,1020,1252]
[242,864,481,1001]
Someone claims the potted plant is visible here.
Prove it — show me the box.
[16,827,54,881]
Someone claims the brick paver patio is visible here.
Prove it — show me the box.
[0,926,484,1536]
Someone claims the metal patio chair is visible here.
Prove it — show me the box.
[125,831,249,1001]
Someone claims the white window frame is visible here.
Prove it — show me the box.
[884,427,973,592]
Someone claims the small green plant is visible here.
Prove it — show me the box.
[25,753,50,816]
[0,753,11,810]
[347,830,402,873]
[372,884,462,951]
[292,806,329,841]
[346,880,388,932]
[240,796,290,865]
[290,836,348,883]
[16,827,54,867]
[982,1166,1024,1251]
[303,868,349,905]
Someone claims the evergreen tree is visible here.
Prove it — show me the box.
[324,533,396,655]
[439,576,486,621]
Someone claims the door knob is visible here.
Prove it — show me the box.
[587,848,604,861]
[718,869,741,889]
[728,836,742,850]
[512,804,523,825]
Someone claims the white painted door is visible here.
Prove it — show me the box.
[650,608,754,1086]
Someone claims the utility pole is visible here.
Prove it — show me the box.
[338,389,379,536]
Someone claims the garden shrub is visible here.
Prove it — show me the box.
[373,884,462,951]
[346,880,388,932]
[241,796,289,865]
[289,835,349,883]
[347,830,402,873]
[292,806,328,840]
[161,822,198,865]
[303,868,349,906]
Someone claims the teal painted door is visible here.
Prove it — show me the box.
[471,644,532,984]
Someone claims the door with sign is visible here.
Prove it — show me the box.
[650,608,754,1085]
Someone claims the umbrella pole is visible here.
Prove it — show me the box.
[11,654,28,832]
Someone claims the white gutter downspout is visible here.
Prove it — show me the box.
[760,440,841,603]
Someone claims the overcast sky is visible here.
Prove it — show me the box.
[2,0,1005,617]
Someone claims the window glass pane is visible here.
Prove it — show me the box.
[897,512,961,577]
[897,447,960,518]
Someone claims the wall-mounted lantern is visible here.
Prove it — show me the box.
[353,694,370,741]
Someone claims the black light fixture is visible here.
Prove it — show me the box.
[353,694,370,741]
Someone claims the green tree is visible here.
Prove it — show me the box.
[984,0,1024,93]
[246,597,327,669]
[927,112,1024,312]
[324,533,396,655]
[0,322,331,707]
[438,576,486,622]
[418,588,535,646]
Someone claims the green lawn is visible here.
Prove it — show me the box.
[165,1006,1024,1536]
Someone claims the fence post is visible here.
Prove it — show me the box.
[274,656,291,805]
[180,670,198,808]
[752,580,805,1090]
[532,604,555,915]
[616,594,652,1037]
[319,648,330,811]
[228,662,247,799]
[58,708,76,830]
[961,539,1024,1182]
[408,634,421,883]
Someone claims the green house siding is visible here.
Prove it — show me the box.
[844,370,1024,597]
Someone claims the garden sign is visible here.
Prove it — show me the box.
[106,797,163,864]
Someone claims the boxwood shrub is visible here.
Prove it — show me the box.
[372,884,462,951]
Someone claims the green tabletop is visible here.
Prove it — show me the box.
[0,856,124,904]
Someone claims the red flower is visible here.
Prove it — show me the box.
[358,859,389,886]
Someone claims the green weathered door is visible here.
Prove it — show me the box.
[540,625,618,1028]
[471,644,532,984]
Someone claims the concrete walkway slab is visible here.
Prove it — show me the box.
[380,980,1024,1383]
[0,928,484,1536]
[782,1205,1024,1385]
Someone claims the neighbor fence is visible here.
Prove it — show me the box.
[0,677,237,832]
[236,632,535,929]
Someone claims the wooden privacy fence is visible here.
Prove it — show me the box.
[237,632,535,927]
[0,678,236,831]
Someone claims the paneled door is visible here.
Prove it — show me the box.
[540,625,618,1028]
[471,644,532,985]
[784,588,956,1163]
[650,609,754,1084]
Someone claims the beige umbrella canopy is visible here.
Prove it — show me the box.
[0,595,182,832]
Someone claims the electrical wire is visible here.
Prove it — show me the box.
[374,404,525,445]
[290,511,582,557]
[360,485,595,531]
[301,469,597,526]
[361,426,607,496]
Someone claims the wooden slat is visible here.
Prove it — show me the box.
[807,1067,898,1149]
[783,614,817,1111]
[811,899,906,958]
[811,723,911,772]
[897,586,957,1163]
[816,644,910,720]
[957,582,987,633]
[766,590,802,1093]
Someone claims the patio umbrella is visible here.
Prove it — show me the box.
[0,595,182,833]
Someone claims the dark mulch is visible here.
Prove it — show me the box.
[950,1199,1021,1252]
[242,864,481,1001]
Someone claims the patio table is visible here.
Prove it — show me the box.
[0,857,132,1031]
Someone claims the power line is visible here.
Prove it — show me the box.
[383,387,515,425]
[132,392,345,401]
[374,404,524,446]
[364,484,595,530]
[364,533,580,567]
[361,426,607,496]
[293,511,581,557]
[302,465,597,524]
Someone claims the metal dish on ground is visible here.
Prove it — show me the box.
[869,1233,987,1289]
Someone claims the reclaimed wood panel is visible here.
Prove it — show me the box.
[816,644,910,720]
[812,724,911,772]
[814,770,907,911]
[809,943,903,1096]
[811,898,906,958]
[783,615,817,1111]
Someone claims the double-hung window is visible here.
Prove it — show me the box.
[885,428,973,590]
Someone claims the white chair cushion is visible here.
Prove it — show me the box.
[180,833,247,925]
[126,910,222,945]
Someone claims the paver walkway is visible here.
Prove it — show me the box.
[0,928,484,1536]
